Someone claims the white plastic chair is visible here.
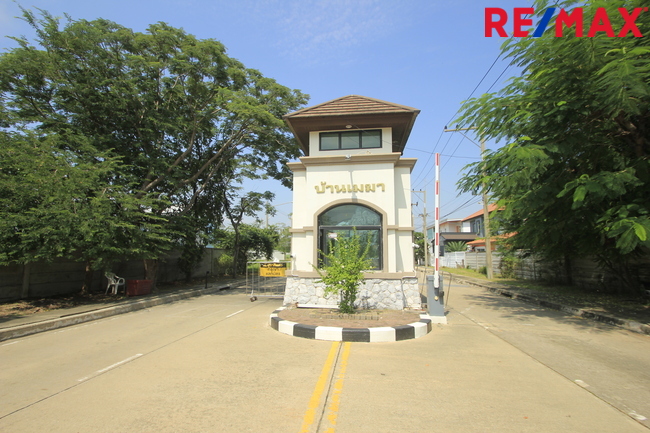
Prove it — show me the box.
[105,272,126,295]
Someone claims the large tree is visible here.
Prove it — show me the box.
[457,0,649,291]
[0,131,169,293]
[0,9,307,283]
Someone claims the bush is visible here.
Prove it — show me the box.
[214,253,234,277]
[316,232,371,314]
[499,253,522,279]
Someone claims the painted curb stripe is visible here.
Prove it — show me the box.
[315,326,343,341]
[270,308,434,342]
[294,324,317,339]
[394,325,415,341]
[342,328,370,342]
[369,327,396,343]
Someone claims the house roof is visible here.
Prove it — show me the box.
[427,218,463,231]
[283,95,420,156]
[440,233,477,242]
[467,232,515,246]
[461,204,500,222]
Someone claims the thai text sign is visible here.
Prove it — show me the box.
[315,182,386,194]
[259,262,287,277]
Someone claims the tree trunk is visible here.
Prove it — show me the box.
[232,226,240,278]
[563,255,573,286]
[143,258,159,291]
[81,260,94,295]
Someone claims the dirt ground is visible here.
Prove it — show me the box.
[277,307,424,328]
[0,277,233,320]
[0,292,120,319]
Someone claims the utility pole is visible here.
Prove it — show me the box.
[412,190,428,269]
[443,127,493,279]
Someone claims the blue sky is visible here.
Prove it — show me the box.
[0,0,528,230]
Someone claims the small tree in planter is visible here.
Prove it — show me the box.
[316,231,372,314]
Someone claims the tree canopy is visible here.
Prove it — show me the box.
[456,0,649,289]
[0,9,307,284]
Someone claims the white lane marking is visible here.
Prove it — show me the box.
[166,308,200,317]
[96,354,143,374]
[226,310,245,318]
[1,341,20,347]
[78,353,143,382]
[629,411,647,421]
[575,379,589,388]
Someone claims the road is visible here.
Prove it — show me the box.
[0,282,648,432]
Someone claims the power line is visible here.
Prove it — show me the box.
[413,54,511,190]
[443,53,505,130]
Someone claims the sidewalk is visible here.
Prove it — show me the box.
[449,273,650,335]
[0,278,248,342]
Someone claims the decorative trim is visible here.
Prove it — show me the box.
[287,162,306,172]
[288,153,404,170]
[269,307,433,342]
[386,225,415,231]
[289,227,314,234]
[285,271,418,279]
[395,158,417,170]
[292,225,413,233]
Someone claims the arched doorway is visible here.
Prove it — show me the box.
[318,204,382,270]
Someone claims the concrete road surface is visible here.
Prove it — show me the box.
[0,281,648,432]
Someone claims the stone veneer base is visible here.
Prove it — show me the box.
[269,307,434,342]
[283,276,421,310]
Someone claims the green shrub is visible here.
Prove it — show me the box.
[316,231,371,314]
[214,253,234,277]
[499,253,521,279]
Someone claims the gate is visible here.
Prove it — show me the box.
[247,261,290,301]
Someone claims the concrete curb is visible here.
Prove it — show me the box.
[269,307,436,342]
[453,276,650,336]
[0,284,237,342]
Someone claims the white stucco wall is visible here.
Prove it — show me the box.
[289,152,416,276]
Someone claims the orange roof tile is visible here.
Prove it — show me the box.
[461,204,501,222]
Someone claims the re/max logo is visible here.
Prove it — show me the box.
[485,7,648,37]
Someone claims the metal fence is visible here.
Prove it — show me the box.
[246,261,291,301]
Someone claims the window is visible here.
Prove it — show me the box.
[472,219,483,237]
[318,204,382,270]
[319,130,382,151]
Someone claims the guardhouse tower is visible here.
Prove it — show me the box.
[283,95,421,310]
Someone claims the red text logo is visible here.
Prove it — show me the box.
[485,7,647,37]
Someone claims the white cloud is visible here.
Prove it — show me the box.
[237,0,408,65]
[280,0,394,61]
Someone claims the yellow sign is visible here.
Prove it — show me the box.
[259,262,287,277]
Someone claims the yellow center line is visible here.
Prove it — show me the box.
[298,341,341,433]
[324,342,351,433]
